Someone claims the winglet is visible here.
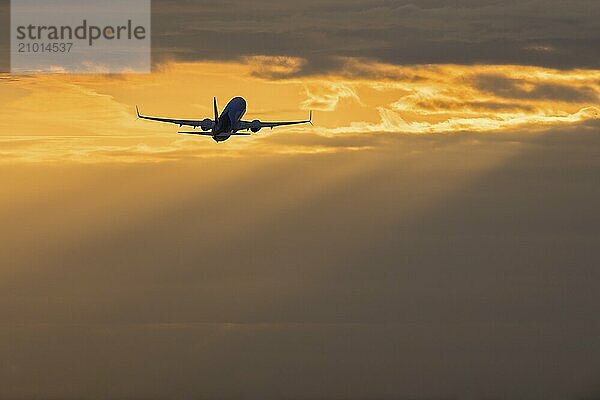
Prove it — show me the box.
[309,110,313,126]
[213,97,219,123]
[135,105,141,118]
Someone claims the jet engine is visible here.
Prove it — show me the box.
[200,118,213,131]
[250,120,262,133]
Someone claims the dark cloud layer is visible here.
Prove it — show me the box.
[2,124,600,399]
[475,74,599,102]
[151,0,600,72]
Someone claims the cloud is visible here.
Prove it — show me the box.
[150,0,600,72]
[301,81,362,111]
[474,74,599,102]
[1,61,599,162]
[244,55,307,79]
[332,105,600,135]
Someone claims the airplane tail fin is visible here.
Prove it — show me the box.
[213,97,219,123]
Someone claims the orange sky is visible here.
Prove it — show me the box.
[0,58,598,162]
[2,58,600,400]
[3,0,600,397]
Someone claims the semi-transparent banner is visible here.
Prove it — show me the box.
[0,0,8,73]
[10,0,150,74]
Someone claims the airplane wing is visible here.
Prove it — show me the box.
[136,106,213,129]
[239,111,313,131]
[177,131,252,138]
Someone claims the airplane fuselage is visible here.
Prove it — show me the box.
[212,97,247,142]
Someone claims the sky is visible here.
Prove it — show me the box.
[1,1,600,399]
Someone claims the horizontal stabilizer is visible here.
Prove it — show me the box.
[178,131,214,136]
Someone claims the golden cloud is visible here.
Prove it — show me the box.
[0,59,598,162]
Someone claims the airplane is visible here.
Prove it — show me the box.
[136,97,313,142]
